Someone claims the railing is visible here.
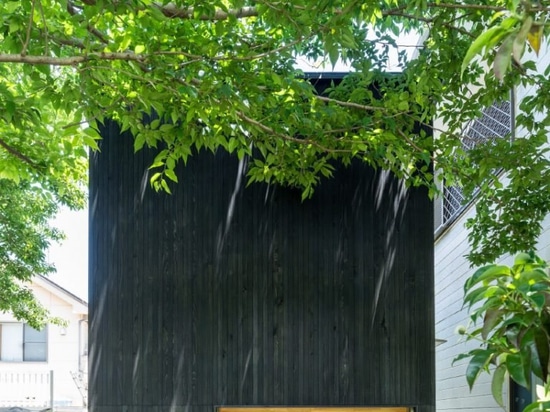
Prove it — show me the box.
[0,370,53,408]
[70,371,88,407]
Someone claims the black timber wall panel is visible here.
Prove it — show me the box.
[89,121,434,412]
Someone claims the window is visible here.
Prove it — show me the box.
[435,99,513,234]
[0,323,48,362]
[510,379,532,412]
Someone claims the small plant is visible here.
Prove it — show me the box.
[456,252,550,411]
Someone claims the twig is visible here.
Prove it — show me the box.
[62,119,90,130]
[397,129,435,161]
[21,0,37,56]
[67,1,109,44]
[37,0,50,55]
[383,9,475,38]
[51,36,90,50]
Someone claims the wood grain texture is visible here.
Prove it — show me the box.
[89,79,434,412]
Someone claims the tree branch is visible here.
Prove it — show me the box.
[156,4,258,20]
[236,111,351,154]
[0,53,147,65]
[382,9,475,38]
[315,96,387,112]
[0,138,39,168]
[428,3,507,12]
[154,2,533,21]
[72,0,550,25]
[0,39,305,66]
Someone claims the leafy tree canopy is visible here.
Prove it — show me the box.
[1,0,550,323]
[0,62,86,327]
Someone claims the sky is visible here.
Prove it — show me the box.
[47,207,88,301]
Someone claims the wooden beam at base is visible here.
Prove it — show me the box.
[220,407,411,412]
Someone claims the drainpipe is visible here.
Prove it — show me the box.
[78,317,88,373]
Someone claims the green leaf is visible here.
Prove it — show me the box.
[482,309,503,340]
[491,363,507,408]
[150,172,162,183]
[464,285,496,308]
[134,133,146,152]
[513,16,533,64]
[461,26,506,77]
[165,168,178,183]
[532,328,550,382]
[160,178,172,194]
[453,352,474,364]
[466,349,494,390]
[4,1,21,13]
[119,35,132,52]
[476,265,511,286]
[524,401,550,412]
[465,264,505,291]
[494,35,514,81]
[82,128,101,151]
[507,352,529,389]
[397,100,409,111]
[514,252,537,266]
[8,20,20,33]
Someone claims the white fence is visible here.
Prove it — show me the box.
[0,370,53,408]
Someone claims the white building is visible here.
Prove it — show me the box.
[434,48,550,411]
[0,276,88,409]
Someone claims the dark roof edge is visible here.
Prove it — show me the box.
[301,71,403,80]
[36,275,88,307]
[302,71,349,80]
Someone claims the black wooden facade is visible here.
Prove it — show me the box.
[89,97,434,411]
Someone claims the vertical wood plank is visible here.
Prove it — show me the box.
[90,77,434,412]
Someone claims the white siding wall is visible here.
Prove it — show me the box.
[434,45,550,411]
[435,204,510,412]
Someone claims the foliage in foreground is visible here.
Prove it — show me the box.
[1,1,550,325]
[0,180,82,328]
[457,253,550,411]
[0,63,87,327]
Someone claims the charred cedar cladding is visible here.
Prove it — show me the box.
[88,75,434,412]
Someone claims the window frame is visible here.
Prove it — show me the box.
[0,322,48,363]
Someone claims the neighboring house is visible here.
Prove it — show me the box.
[0,276,88,409]
[434,50,550,411]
